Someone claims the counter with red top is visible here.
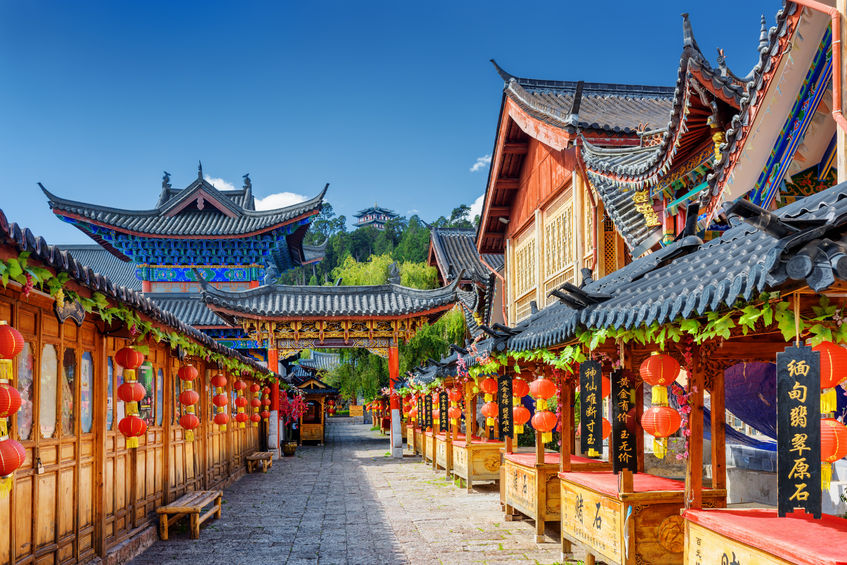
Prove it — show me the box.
[683,508,847,565]
[451,433,504,492]
[558,471,726,565]
[502,452,613,543]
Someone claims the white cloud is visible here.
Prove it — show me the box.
[467,193,485,221]
[204,176,237,191]
[254,192,309,211]
[470,154,492,173]
[407,209,420,215]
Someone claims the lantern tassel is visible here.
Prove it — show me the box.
[252,422,258,428]
[126,437,139,449]
[486,417,495,427]
[220,424,227,431]
[536,398,547,411]
[542,432,552,443]
[0,359,11,381]
[239,422,245,429]
[652,385,668,406]
[0,475,12,498]
[185,430,194,442]
[823,462,833,492]
[653,438,666,459]
[514,424,523,435]
[451,418,457,426]
[821,388,837,415]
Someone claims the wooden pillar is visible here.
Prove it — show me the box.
[94,332,107,559]
[388,345,402,458]
[464,382,472,448]
[685,360,706,510]
[711,368,727,490]
[839,0,847,183]
[268,347,280,457]
[560,382,572,473]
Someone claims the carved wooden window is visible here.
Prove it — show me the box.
[61,348,76,436]
[17,342,34,440]
[513,234,536,300]
[543,194,575,303]
[80,352,93,434]
[139,362,154,426]
[40,344,58,439]
[156,368,164,426]
[107,358,114,430]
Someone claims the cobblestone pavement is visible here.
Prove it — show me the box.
[130,418,574,565]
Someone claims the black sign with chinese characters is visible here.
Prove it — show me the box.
[777,345,821,518]
[580,360,603,457]
[497,374,513,439]
[610,369,637,474]
[439,391,448,432]
[424,395,433,430]
[416,396,423,426]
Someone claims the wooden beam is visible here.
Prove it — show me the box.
[502,142,528,155]
[488,206,510,216]
[495,178,520,191]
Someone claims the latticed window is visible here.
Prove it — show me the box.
[543,195,574,282]
[513,236,536,299]
[584,193,594,263]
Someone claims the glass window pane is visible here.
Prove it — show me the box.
[139,362,154,426]
[39,344,58,439]
[80,352,93,433]
[61,348,76,436]
[174,369,181,422]
[115,362,125,423]
[106,358,114,430]
[17,342,34,440]
[156,369,163,426]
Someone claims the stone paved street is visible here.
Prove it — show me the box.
[130,418,574,565]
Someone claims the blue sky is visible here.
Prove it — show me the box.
[1,0,778,243]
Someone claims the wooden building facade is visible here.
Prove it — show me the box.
[0,210,270,565]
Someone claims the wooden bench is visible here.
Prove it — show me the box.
[156,490,222,540]
[246,451,274,473]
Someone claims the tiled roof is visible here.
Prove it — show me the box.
[43,180,327,237]
[430,228,502,284]
[200,277,467,323]
[146,293,222,326]
[353,205,398,218]
[492,61,675,134]
[0,208,278,379]
[507,181,847,351]
[300,351,341,372]
[59,244,141,290]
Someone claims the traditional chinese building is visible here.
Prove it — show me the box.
[476,60,675,324]
[353,203,398,230]
[43,165,327,359]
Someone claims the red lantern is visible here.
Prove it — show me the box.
[117,381,145,403]
[601,376,611,399]
[640,353,679,406]
[263,386,270,395]
[480,377,497,395]
[529,377,557,400]
[481,401,498,427]
[0,323,24,360]
[821,418,847,490]
[214,412,230,428]
[250,413,261,424]
[448,406,462,421]
[236,396,248,408]
[213,394,228,407]
[814,342,847,414]
[177,364,198,382]
[531,409,558,443]
[234,379,247,391]
[513,405,530,434]
[409,407,418,420]
[260,410,270,419]
[118,415,147,448]
[602,417,612,440]
[512,378,529,398]
[251,398,261,408]
[448,388,462,402]
[115,347,144,370]
[262,397,271,407]
[179,413,200,440]
[641,406,681,459]
[0,437,25,495]
[0,382,22,418]
[179,390,200,406]
[235,412,248,424]
[250,383,260,394]
[211,373,227,388]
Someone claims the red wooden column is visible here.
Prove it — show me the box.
[388,345,403,457]
[268,347,280,458]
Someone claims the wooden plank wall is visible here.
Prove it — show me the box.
[0,287,260,565]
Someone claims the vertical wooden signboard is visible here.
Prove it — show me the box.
[580,360,603,457]
[424,395,433,431]
[417,395,422,426]
[497,374,513,440]
[439,391,448,432]
[610,369,637,473]
[777,345,821,518]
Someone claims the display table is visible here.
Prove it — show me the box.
[451,434,504,492]
[300,423,323,444]
[559,471,726,564]
[434,432,454,474]
[683,508,847,565]
[503,453,610,543]
[413,426,423,455]
[423,430,435,463]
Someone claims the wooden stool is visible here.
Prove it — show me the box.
[156,490,222,540]
[246,451,274,473]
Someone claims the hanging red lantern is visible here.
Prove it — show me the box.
[479,377,497,395]
[529,376,557,400]
[250,383,262,428]
[179,413,200,436]
[213,394,228,407]
[821,418,847,491]
[234,380,247,428]
[602,417,612,440]
[177,364,198,382]
[177,363,200,440]
[640,353,680,406]
[211,373,228,430]
[250,413,261,424]
[0,436,25,496]
[513,405,531,435]
[448,388,462,402]
[235,412,249,425]
[481,401,498,427]
[115,347,145,448]
[262,397,271,407]
[641,406,681,459]
[813,342,847,414]
[260,410,270,420]
[602,376,611,399]
[234,379,247,391]
[448,406,462,421]
[261,386,271,425]
[235,396,248,408]
[263,386,270,395]
[214,412,230,428]
[531,409,558,444]
[512,378,529,398]
[409,407,418,421]
[0,382,22,419]
[211,373,227,389]
[0,322,24,382]
[251,397,261,408]
[118,415,147,448]
[250,383,260,394]
[179,389,200,407]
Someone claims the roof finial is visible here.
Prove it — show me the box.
[162,171,171,189]
[758,14,768,51]
[197,160,203,179]
[489,59,515,83]
[681,13,699,51]
[717,48,728,77]
[242,173,252,191]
